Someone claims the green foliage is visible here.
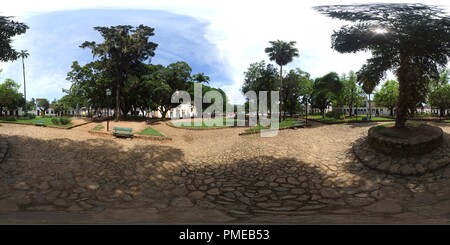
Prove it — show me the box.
[80,25,158,121]
[0,16,28,62]
[187,82,227,112]
[1,116,17,121]
[138,127,164,136]
[311,72,343,117]
[51,118,60,125]
[241,60,279,95]
[22,113,36,119]
[315,3,450,128]
[0,79,24,116]
[283,69,312,116]
[92,124,104,131]
[373,80,399,116]
[428,83,450,117]
[336,71,365,116]
[326,111,344,120]
[37,99,50,115]
[264,40,299,67]
[59,118,71,125]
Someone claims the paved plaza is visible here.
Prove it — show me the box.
[1,121,450,223]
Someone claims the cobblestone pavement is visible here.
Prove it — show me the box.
[1,121,450,223]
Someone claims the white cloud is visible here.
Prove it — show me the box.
[2,0,450,103]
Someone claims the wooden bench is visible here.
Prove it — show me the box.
[35,119,46,127]
[113,127,133,138]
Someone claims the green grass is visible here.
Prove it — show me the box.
[0,116,73,128]
[174,118,241,129]
[307,115,393,123]
[247,118,305,132]
[91,124,104,131]
[138,126,164,137]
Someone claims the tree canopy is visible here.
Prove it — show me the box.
[0,79,24,116]
[311,72,343,118]
[373,79,399,116]
[265,40,299,120]
[0,16,28,62]
[80,25,158,121]
[314,3,450,128]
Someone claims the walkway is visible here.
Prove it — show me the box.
[1,122,450,223]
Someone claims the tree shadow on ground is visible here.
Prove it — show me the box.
[0,135,185,214]
[161,154,370,221]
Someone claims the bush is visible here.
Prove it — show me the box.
[51,118,60,125]
[1,116,17,121]
[22,113,36,119]
[325,111,344,119]
[59,118,71,125]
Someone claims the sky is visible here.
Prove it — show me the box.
[1,0,450,104]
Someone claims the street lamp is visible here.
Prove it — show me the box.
[106,89,111,131]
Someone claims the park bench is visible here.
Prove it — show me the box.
[361,117,371,123]
[113,127,133,138]
[35,119,46,127]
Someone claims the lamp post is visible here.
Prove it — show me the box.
[106,89,111,131]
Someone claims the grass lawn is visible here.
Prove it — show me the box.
[173,118,242,129]
[138,126,164,137]
[247,118,305,132]
[91,124,104,131]
[0,116,73,128]
[307,115,394,123]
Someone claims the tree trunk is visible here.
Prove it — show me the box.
[305,101,308,125]
[115,82,120,122]
[395,53,410,128]
[368,93,372,119]
[279,65,283,122]
[22,57,26,108]
[389,108,394,117]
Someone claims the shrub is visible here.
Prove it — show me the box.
[59,118,71,125]
[2,116,17,121]
[22,113,36,119]
[325,111,344,119]
[51,118,60,125]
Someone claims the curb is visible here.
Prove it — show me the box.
[166,121,246,130]
[239,125,306,136]
[88,129,172,141]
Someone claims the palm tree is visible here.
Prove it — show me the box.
[18,50,29,106]
[315,3,450,128]
[265,40,299,120]
[192,73,210,84]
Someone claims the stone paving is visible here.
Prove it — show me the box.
[1,121,450,223]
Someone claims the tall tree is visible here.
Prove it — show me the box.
[18,50,29,105]
[337,71,364,116]
[151,61,192,118]
[283,68,311,116]
[0,79,23,116]
[80,25,158,121]
[192,73,210,84]
[428,83,450,118]
[264,40,299,120]
[311,72,343,118]
[241,60,279,117]
[0,16,28,62]
[315,3,450,128]
[373,80,399,117]
[37,99,50,116]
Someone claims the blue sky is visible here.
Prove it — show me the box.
[1,0,449,103]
